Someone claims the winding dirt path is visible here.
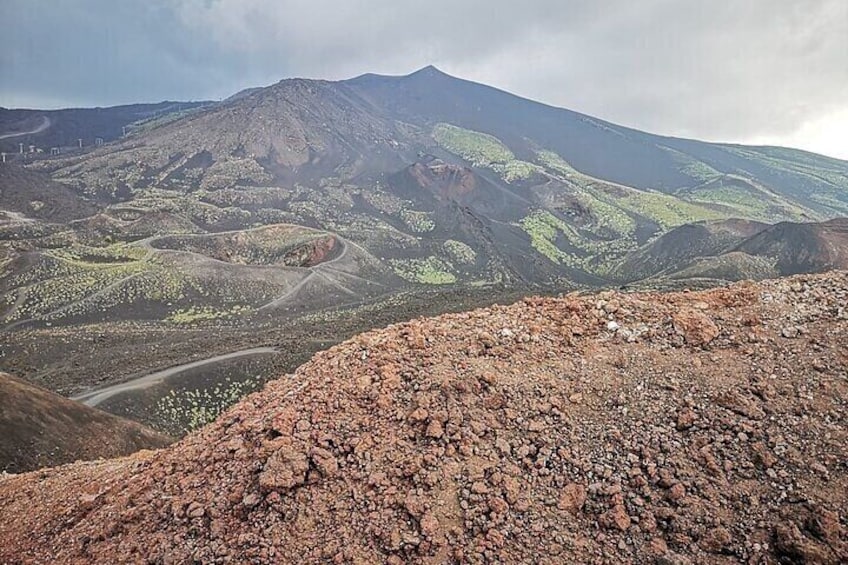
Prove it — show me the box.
[71,347,279,408]
[256,236,356,311]
[0,116,52,140]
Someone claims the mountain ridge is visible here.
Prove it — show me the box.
[2,66,847,339]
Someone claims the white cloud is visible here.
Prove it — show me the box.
[1,0,846,159]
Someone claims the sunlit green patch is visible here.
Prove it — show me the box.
[433,123,541,182]
[155,377,260,435]
[400,209,435,233]
[390,256,457,284]
[166,305,251,324]
[443,240,477,265]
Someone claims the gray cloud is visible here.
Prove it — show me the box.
[1,0,846,157]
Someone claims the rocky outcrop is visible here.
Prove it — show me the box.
[1,272,846,563]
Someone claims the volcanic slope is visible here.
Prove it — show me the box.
[1,271,846,564]
[4,67,848,328]
[619,218,848,284]
[0,372,171,473]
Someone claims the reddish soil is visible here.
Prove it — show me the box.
[409,160,478,201]
[1,272,846,564]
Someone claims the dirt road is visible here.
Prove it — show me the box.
[71,347,278,407]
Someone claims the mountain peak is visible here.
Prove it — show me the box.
[408,64,449,77]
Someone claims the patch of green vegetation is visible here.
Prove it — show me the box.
[722,146,848,216]
[618,191,724,229]
[536,150,579,176]
[200,157,272,191]
[0,244,204,323]
[518,209,638,274]
[520,210,575,265]
[492,160,543,182]
[535,150,637,237]
[390,256,457,284]
[683,186,774,219]
[659,146,722,182]
[433,123,514,166]
[48,243,148,265]
[155,377,260,435]
[432,123,540,183]
[443,240,477,265]
[166,305,251,324]
[154,224,331,267]
[400,209,435,233]
[680,162,721,182]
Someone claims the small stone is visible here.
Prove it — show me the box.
[606,321,620,332]
[409,407,429,422]
[781,326,800,339]
[419,512,440,537]
[186,501,205,518]
[242,493,261,508]
[699,526,732,553]
[599,504,631,531]
[557,483,586,514]
[426,420,444,439]
[672,309,720,346]
[667,483,686,502]
[259,447,309,491]
[471,481,489,494]
[676,408,697,430]
[309,446,339,477]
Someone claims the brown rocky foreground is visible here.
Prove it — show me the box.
[1,272,846,564]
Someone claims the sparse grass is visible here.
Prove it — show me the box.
[166,305,251,324]
[155,377,260,435]
[433,123,541,183]
[443,240,477,265]
[536,150,578,176]
[400,209,435,233]
[519,209,637,274]
[390,256,457,284]
[433,123,514,166]
[618,191,724,229]
[520,210,576,265]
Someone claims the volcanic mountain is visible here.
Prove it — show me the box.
[1,271,846,563]
[3,66,848,329]
[0,371,171,473]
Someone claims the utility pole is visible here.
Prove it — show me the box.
[50,147,60,156]
[78,138,83,148]
[19,143,23,154]
[1,152,6,163]
[122,126,127,136]
[95,137,104,147]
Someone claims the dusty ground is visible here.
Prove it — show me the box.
[0,272,846,564]
[0,372,170,473]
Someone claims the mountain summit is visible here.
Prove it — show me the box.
[2,67,847,329]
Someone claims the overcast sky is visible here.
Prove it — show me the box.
[1,0,846,158]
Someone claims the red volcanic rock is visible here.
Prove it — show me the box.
[1,272,846,564]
